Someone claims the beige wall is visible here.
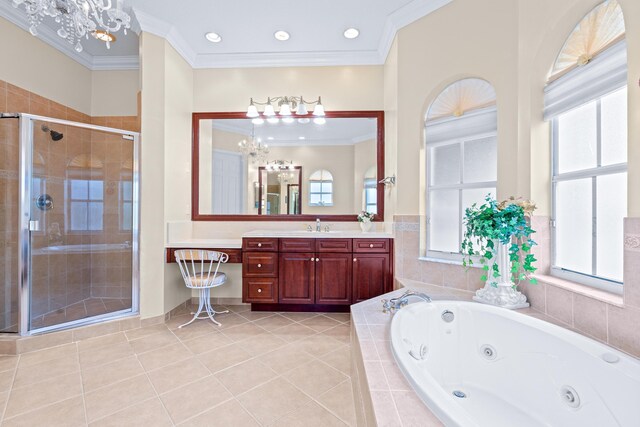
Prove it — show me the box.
[91,70,139,117]
[139,33,194,318]
[0,17,138,118]
[0,17,92,114]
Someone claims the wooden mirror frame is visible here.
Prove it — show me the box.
[258,165,302,215]
[191,110,385,221]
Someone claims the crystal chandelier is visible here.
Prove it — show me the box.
[12,0,132,52]
[238,126,269,164]
[246,96,325,119]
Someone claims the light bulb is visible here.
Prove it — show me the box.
[312,101,325,116]
[263,104,276,117]
[279,103,292,116]
[246,104,259,118]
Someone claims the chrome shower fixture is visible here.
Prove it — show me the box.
[41,125,64,141]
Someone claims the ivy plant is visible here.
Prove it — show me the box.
[461,195,538,287]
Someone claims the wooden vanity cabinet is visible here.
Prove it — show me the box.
[242,236,392,309]
[279,252,316,304]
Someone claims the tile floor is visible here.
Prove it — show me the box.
[0,305,356,426]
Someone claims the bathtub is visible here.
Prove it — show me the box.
[390,301,640,427]
[33,243,131,255]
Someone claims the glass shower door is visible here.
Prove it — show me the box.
[0,116,20,332]
[27,117,138,332]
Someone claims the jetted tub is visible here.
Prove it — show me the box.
[390,301,640,427]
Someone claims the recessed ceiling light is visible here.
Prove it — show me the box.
[343,28,359,39]
[274,30,290,41]
[92,30,116,43]
[205,32,222,43]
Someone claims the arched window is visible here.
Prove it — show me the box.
[425,78,497,260]
[309,169,333,206]
[545,0,626,292]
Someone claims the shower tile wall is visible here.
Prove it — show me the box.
[0,79,139,330]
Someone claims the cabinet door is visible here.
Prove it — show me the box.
[352,254,389,303]
[315,253,352,305]
[279,252,315,304]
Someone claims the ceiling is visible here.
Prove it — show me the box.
[212,118,377,146]
[0,0,452,70]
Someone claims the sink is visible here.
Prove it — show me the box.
[242,230,391,238]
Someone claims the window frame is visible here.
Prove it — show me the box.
[308,170,334,207]
[65,177,105,233]
[550,88,627,294]
[425,131,498,262]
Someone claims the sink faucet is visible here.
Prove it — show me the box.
[382,290,432,314]
[316,218,321,232]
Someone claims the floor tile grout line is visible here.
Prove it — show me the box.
[0,357,20,422]
[314,378,356,426]
[76,342,91,426]
[84,395,164,426]
[133,349,177,427]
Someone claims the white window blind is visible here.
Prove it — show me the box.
[544,40,627,120]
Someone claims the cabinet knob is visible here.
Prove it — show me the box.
[315,258,319,262]
[257,264,262,268]
[353,258,357,262]
[257,243,262,247]
[310,257,315,261]
[369,243,374,248]
[257,288,262,293]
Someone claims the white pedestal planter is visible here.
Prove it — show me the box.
[360,221,373,232]
[473,240,529,309]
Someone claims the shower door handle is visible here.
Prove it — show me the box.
[29,220,40,232]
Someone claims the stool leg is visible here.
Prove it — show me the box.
[179,288,205,328]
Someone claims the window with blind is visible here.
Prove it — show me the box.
[544,0,627,293]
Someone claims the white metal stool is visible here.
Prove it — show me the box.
[175,249,230,328]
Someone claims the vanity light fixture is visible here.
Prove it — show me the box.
[246,96,325,118]
[343,28,360,39]
[205,32,222,43]
[274,30,290,41]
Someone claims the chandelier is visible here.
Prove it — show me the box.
[238,126,269,164]
[247,96,325,118]
[12,0,132,52]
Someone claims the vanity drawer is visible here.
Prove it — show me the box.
[243,278,278,303]
[243,238,278,252]
[353,239,390,253]
[280,238,316,253]
[317,239,352,253]
[242,252,278,277]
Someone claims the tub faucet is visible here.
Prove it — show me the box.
[382,290,432,314]
[316,218,321,232]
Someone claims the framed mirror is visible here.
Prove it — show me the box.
[258,165,302,215]
[192,111,384,221]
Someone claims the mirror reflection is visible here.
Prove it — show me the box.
[198,117,378,216]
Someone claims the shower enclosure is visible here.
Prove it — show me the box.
[0,113,139,334]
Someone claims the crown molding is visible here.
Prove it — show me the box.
[377,0,453,61]
[192,50,382,69]
[134,0,453,70]
[91,55,140,70]
[132,8,197,66]
[2,0,452,71]
[0,2,139,71]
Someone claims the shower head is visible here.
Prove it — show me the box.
[50,130,64,141]
[41,125,64,141]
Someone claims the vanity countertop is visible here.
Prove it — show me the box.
[242,230,393,239]
[165,239,242,249]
